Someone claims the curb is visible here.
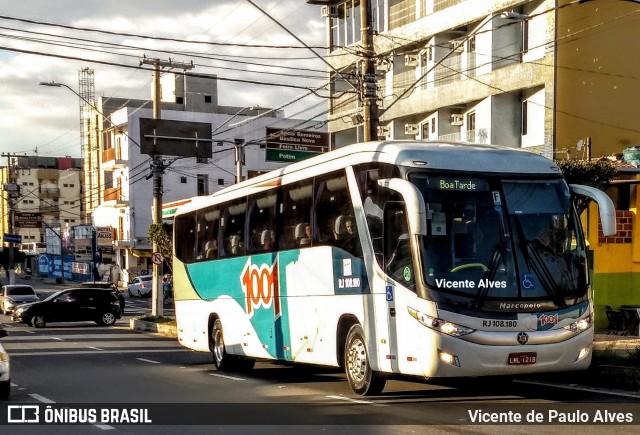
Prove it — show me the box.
[129,319,178,338]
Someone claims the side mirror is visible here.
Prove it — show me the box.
[377,178,427,236]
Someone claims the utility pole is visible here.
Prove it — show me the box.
[360,0,379,142]
[234,139,245,183]
[2,153,19,285]
[140,57,194,317]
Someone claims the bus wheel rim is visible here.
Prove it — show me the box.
[347,337,367,382]
[214,330,224,363]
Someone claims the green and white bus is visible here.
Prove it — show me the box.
[171,141,615,395]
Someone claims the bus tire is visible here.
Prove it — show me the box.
[211,319,255,372]
[344,324,386,396]
[212,319,232,371]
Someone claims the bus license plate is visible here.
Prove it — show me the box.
[508,352,537,365]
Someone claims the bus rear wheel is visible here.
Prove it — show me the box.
[211,319,255,372]
[344,324,386,396]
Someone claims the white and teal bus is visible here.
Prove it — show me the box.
[171,141,615,395]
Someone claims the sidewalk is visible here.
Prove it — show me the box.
[594,332,640,353]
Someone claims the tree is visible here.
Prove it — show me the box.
[557,158,616,214]
[148,222,173,272]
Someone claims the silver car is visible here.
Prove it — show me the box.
[1,285,39,315]
[128,275,153,298]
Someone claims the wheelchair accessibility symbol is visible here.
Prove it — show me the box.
[385,285,394,302]
[522,274,536,289]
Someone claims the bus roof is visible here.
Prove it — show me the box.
[171,141,561,217]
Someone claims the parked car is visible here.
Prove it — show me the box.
[0,324,9,400]
[81,282,125,314]
[128,275,153,298]
[0,285,39,315]
[12,288,122,328]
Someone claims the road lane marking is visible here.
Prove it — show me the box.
[136,358,161,364]
[8,349,189,357]
[30,393,56,403]
[326,395,388,407]
[514,379,640,399]
[209,373,245,381]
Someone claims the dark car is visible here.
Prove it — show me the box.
[12,288,123,328]
[81,282,125,314]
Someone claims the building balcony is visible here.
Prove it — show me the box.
[103,187,128,207]
[330,92,358,116]
[39,204,60,214]
[101,147,127,169]
[39,187,60,198]
[389,0,416,30]
[113,239,133,248]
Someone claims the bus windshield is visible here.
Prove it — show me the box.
[410,174,588,311]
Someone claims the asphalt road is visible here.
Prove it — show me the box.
[0,280,639,433]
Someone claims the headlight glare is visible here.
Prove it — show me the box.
[408,307,474,337]
[563,314,593,333]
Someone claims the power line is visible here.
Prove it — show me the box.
[0,14,329,50]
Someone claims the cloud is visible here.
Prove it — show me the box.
[0,0,327,157]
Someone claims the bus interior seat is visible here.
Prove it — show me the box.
[230,234,243,255]
[261,229,274,250]
[334,215,348,242]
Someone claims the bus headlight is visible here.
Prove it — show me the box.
[408,307,475,337]
[563,314,593,333]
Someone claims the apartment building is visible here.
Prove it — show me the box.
[309,0,554,156]
[308,0,640,159]
[0,156,82,244]
[91,74,325,286]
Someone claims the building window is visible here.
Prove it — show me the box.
[204,95,212,103]
[468,36,476,52]
[197,174,209,196]
[522,19,529,53]
[467,112,476,131]
[521,100,528,135]
[196,157,207,164]
[180,177,188,184]
[176,96,184,104]
[218,179,224,186]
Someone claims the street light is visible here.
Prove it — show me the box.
[38,81,116,128]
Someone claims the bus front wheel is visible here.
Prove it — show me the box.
[344,324,386,396]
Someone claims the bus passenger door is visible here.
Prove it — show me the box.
[383,202,415,371]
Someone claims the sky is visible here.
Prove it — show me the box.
[0,0,327,159]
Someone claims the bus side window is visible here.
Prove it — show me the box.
[281,182,313,250]
[220,200,246,258]
[175,214,197,264]
[315,174,353,245]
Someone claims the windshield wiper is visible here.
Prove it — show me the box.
[514,216,566,308]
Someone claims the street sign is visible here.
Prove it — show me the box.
[14,212,42,228]
[265,128,329,163]
[3,233,22,244]
[152,252,164,265]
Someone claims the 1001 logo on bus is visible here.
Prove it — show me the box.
[241,258,280,318]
